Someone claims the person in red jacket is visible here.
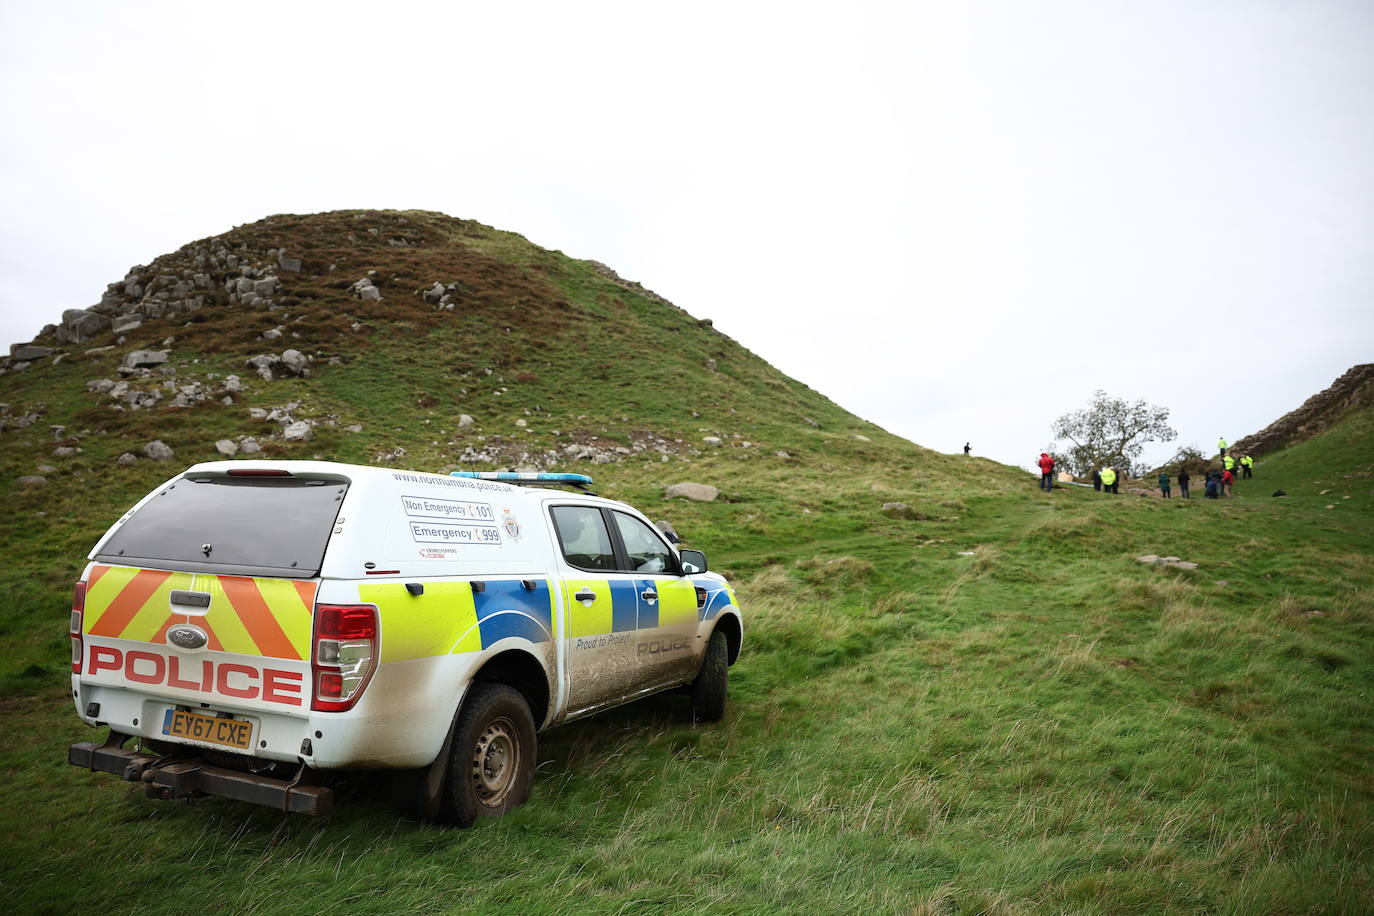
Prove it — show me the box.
[1222,467,1235,498]
[1038,453,1055,492]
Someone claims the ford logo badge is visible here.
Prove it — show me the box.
[167,624,208,650]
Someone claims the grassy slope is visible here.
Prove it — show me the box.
[1,212,1371,913]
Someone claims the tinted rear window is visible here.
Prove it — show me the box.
[97,476,347,578]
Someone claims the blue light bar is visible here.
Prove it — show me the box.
[449,471,594,484]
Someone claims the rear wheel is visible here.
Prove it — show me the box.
[690,630,729,722]
[443,682,537,827]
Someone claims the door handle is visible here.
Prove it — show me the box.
[640,589,658,602]
[574,588,597,603]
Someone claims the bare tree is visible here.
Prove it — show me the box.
[1051,390,1178,477]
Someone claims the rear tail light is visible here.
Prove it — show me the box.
[226,468,292,477]
[70,581,87,674]
[311,604,377,712]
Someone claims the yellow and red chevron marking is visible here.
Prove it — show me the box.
[84,564,317,660]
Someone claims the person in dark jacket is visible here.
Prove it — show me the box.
[1205,470,1219,499]
[1158,472,1171,499]
[1177,467,1191,499]
[963,442,971,455]
[1092,468,1102,491]
[1038,453,1055,491]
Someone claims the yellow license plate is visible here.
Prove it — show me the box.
[162,708,252,750]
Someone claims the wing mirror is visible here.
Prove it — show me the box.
[678,549,707,575]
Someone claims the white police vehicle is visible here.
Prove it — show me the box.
[68,463,742,825]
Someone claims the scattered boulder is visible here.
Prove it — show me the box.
[854,434,871,442]
[458,414,475,428]
[143,439,174,461]
[1137,555,1199,570]
[702,436,722,448]
[278,254,302,272]
[279,349,309,376]
[664,482,719,502]
[223,375,244,392]
[240,437,262,455]
[53,446,80,457]
[352,278,382,300]
[514,418,528,428]
[215,439,239,457]
[17,475,47,487]
[881,502,919,520]
[10,344,55,361]
[111,315,143,334]
[86,378,115,393]
[122,349,169,370]
[115,452,138,465]
[261,328,283,341]
[282,420,313,442]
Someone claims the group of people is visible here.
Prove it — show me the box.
[1035,436,1256,501]
[1157,438,1256,500]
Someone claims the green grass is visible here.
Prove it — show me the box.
[0,211,1370,913]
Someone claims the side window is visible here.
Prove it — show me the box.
[550,506,617,571]
[613,512,674,574]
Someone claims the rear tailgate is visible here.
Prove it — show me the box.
[81,564,316,716]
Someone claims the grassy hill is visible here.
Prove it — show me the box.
[1,212,1370,913]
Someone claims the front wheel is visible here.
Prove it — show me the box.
[690,630,729,723]
[442,682,537,827]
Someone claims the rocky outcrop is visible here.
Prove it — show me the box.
[55,309,111,344]
[1232,364,1374,457]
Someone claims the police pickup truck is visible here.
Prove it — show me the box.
[67,462,742,826]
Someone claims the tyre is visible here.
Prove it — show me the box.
[442,682,537,827]
[690,630,729,723]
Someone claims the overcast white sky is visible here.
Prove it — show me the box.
[2,1,1370,471]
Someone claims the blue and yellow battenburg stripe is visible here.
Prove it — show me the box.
[359,579,554,663]
[693,578,736,622]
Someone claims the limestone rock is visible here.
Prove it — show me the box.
[215,439,239,457]
[279,349,308,375]
[282,420,313,441]
[143,440,174,460]
[664,482,719,502]
[240,437,262,454]
[278,254,303,272]
[55,308,112,344]
[115,452,138,466]
[881,502,918,520]
[17,475,47,486]
[458,414,475,428]
[10,344,55,361]
[702,436,722,448]
[112,315,143,334]
[122,349,169,369]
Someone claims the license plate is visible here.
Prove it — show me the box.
[161,708,253,750]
